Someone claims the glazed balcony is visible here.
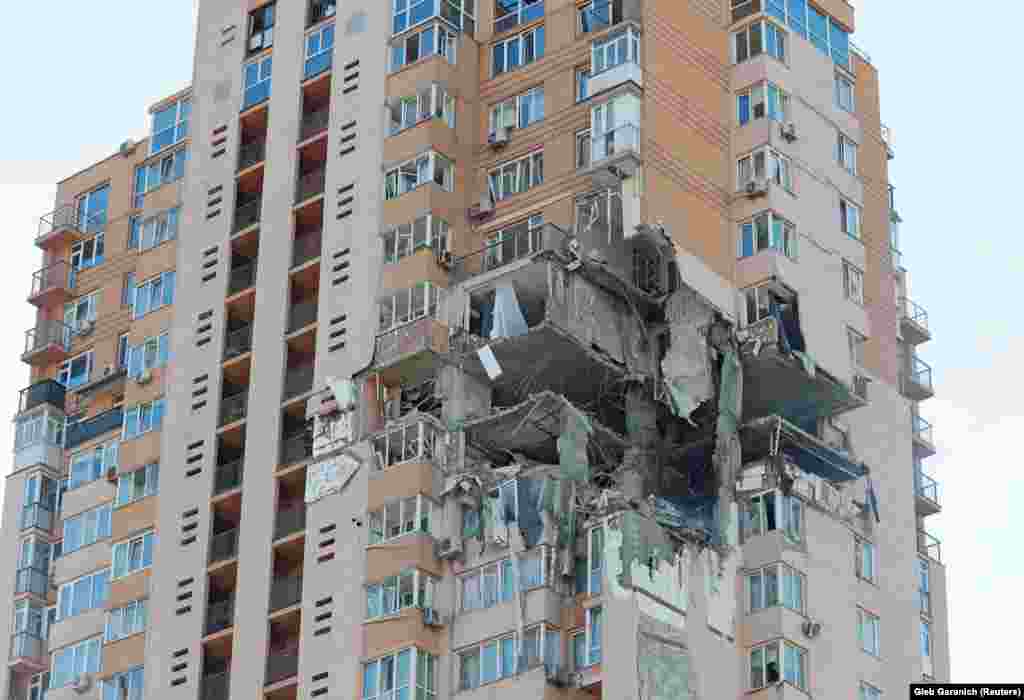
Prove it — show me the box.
[269,576,303,613]
[585,122,641,188]
[209,528,240,565]
[9,631,47,673]
[916,471,941,517]
[223,324,253,360]
[20,503,54,533]
[899,297,931,345]
[219,391,249,427]
[64,406,123,450]
[901,356,935,402]
[29,261,72,307]
[912,414,936,458]
[22,320,71,365]
[213,457,244,496]
[17,379,65,415]
[274,505,307,541]
[232,198,262,234]
[14,567,48,598]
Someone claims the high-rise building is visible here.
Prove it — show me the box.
[1,1,947,699]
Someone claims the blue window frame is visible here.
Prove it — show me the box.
[304,23,335,79]
[243,56,273,110]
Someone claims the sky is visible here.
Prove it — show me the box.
[0,0,1020,684]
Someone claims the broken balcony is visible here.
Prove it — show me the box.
[29,260,72,307]
[740,415,867,484]
[901,355,934,402]
[899,297,930,345]
[915,469,941,517]
[372,284,449,384]
[22,320,71,365]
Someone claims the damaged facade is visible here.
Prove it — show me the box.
[0,1,944,700]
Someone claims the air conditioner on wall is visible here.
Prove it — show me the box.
[780,121,798,142]
[488,127,510,149]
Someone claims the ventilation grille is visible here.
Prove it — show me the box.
[220,23,237,47]
[328,313,347,354]
[317,522,337,564]
[313,595,334,637]
[195,309,215,349]
[342,60,359,95]
[180,507,200,548]
[201,245,220,285]
[206,185,223,221]
[339,120,357,158]
[211,125,228,160]
[186,439,205,478]
[192,371,210,414]
[170,647,190,687]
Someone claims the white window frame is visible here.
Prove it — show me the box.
[591,26,640,75]
[247,2,275,52]
[390,22,458,73]
[61,503,112,556]
[484,213,544,270]
[132,270,176,320]
[920,619,931,659]
[738,211,797,260]
[860,682,882,700]
[101,666,144,700]
[743,490,802,542]
[578,0,621,34]
[76,184,109,234]
[116,463,160,508]
[57,350,94,391]
[488,86,544,136]
[492,25,544,78]
[382,214,449,264]
[366,569,436,620]
[126,331,171,380]
[372,420,441,467]
[304,22,335,78]
[732,19,787,65]
[389,84,455,136]
[762,0,851,67]
[14,412,63,452]
[586,523,605,596]
[737,147,792,191]
[70,233,105,273]
[67,440,118,491]
[367,494,434,545]
[135,207,180,252]
[576,66,591,102]
[737,80,789,125]
[746,562,805,614]
[111,530,155,580]
[837,131,858,174]
[385,152,454,199]
[494,0,544,34]
[458,632,518,690]
[488,150,544,202]
[575,187,623,243]
[105,600,147,642]
[243,54,273,110]
[459,558,515,613]
[847,327,866,369]
[362,647,437,700]
[843,260,865,305]
[392,0,474,36]
[575,129,592,169]
[64,292,98,327]
[150,98,191,156]
[122,398,166,441]
[49,636,102,689]
[574,605,602,668]
[918,558,931,617]
[56,568,110,622]
[835,73,856,112]
[376,283,444,335]
[749,639,806,690]
[840,198,861,239]
[858,607,881,656]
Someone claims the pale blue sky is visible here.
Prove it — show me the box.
[0,0,1019,682]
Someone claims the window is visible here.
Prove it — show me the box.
[459,633,517,689]
[389,85,455,135]
[112,531,155,580]
[743,491,801,542]
[67,441,118,491]
[14,412,63,452]
[489,86,544,136]
[578,0,620,33]
[57,351,94,390]
[76,185,109,234]
[105,600,147,643]
[363,648,436,700]
[393,0,475,35]
[492,25,544,77]
[835,73,855,111]
[64,292,98,328]
[843,260,864,305]
[122,273,136,308]
[632,248,660,293]
[488,150,544,202]
[750,640,806,690]
[738,212,796,259]
[837,131,858,174]
[49,637,102,689]
[461,506,481,537]
[116,463,159,507]
[383,215,449,264]
[747,563,804,614]
[150,97,191,155]
[495,0,543,33]
[133,270,176,319]
[372,420,441,467]
[101,667,144,700]
[459,549,550,612]
[61,504,112,555]
[390,23,458,72]
[918,558,931,616]
[737,81,789,125]
[573,606,602,667]
[247,2,275,53]
[57,569,109,621]
[126,331,171,379]
[860,682,882,700]
[591,26,640,74]
[122,399,166,440]
[575,129,592,169]
[847,327,866,369]
[117,333,129,369]
[304,22,335,79]
[133,148,188,208]
[733,20,786,64]
[575,187,623,242]
[590,92,640,162]
[858,608,880,656]
[243,55,273,110]
[70,233,105,274]
[576,67,590,102]
[366,569,436,619]
[367,495,433,545]
[763,0,850,66]
[484,214,544,270]
[840,198,861,239]
[737,147,792,190]
[385,152,454,199]
[920,619,931,659]
[587,525,604,595]
[376,283,444,335]
[133,207,179,252]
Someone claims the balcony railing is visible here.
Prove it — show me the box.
[265,648,300,685]
[209,529,240,564]
[308,0,337,26]
[288,301,318,334]
[300,108,330,142]
[223,324,253,360]
[37,204,104,243]
[283,365,315,401]
[23,320,71,358]
[14,567,48,597]
[917,472,940,508]
[205,597,235,636]
[228,260,258,295]
[238,140,267,171]
[280,432,313,467]
[29,261,71,302]
[269,576,303,612]
[292,232,322,268]
[905,356,934,396]
[213,459,244,495]
[918,529,941,562]
[232,199,262,233]
[591,122,640,164]
[913,415,934,446]
[20,503,53,532]
[900,297,929,333]
[201,672,231,700]
[219,392,249,427]
[18,379,66,415]
[295,167,326,203]
[274,506,307,540]
[9,632,44,663]
[65,407,124,450]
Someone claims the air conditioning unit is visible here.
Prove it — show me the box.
[780,122,798,142]
[106,466,118,483]
[136,369,153,386]
[745,178,769,197]
[71,674,93,694]
[853,374,870,400]
[75,320,95,337]
[802,619,822,639]
[436,537,463,560]
[488,127,510,149]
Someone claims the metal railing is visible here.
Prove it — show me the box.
[209,529,240,564]
[228,260,257,295]
[269,576,303,612]
[482,223,544,273]
[65,407,124,450]
[274,506,307,540]
[591,122,640,164]
[18,379,66,414]
[917,472,940,507]
[37,205,105,241]
[265,648,300,685]
[213,458,244,495]
[205,597,235,636]
[308,0,337,26]
[300,107,330,142]
[201,671,231,700]
[14,567,48,597]
[283,364,315,401]
[30,261,70,299]
[9,632,44,662]
[223,324,253,359]
[913,414,934,446]
[908,356,934,394]
[280,432,313,467]
[23,320,71,357]
[288,301,318,334]
[295,167,326,203]
[232,199,262,233]
[219,392,249,426]
[20,503,53,532]
[918,529,941,563]
[900,297,929,332]
[238,140,267,171]
[292,232,322,268]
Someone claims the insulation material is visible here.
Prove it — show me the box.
[704,503,738,637]
[662,289,714,421]
[517,478,545,548]
[619,511,675,584]
[792,350,816,378]
[489,284,529,339]
[477,345,503,380]
[605,523,687,624]
[715,350,742,438]
[557,402,593,483]
[327,376,359,411]
[638,632,698,700]
[305,453,361,504]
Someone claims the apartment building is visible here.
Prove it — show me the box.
[1,0,947,699]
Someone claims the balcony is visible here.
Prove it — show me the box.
[912,414,936,458]
[295,167,326,205]
[916,471,941,517]
[589,59,643,100]
[899,297,931,345]
[9,632,47,673]
[224,324,253,360]
[495,0,544,33]
[280,431,313,468]
[918,529,941,563]
[65,406,123,450]
[308,0,337,26]
[274,505,307,541]
[205,596,235,636]
[232,198,262,234]
[238,140,267,172]
[265,648,300,687]
[373,317,450,378]
[901,356,935,401]
[20,503,54,533]
[22,320,71,365]
[587,122,641,187]
[213,458,244,495]
[287,301,318,335]
[219,392,249,427]
[292,230,322,269]
[209,528,240,565]
[14,567,48,598]
[881,123,894,160]
[283,364,315,402]
[29,261,72,307]
[36,204,93,249]
[269,575,303,613]
[228,259,258,296]
[201,672,231,700]
[17,379,65,415]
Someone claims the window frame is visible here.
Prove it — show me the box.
[857,607,881,657]
[101,666,144,700]
[134,207,180,252]
[132,270,176,320]
[376,283,444,335]
[737,211,797,260]
[367,494,434,545]
[111,530,155,580]
[920,619,931,659]
[918,558,932,617]
[843,260,865,305]
[150,97,191,156]
[491,25,545,78]
[304,21,335,79]
[487,150,544,202]
[70,233,106,273]
[116,463,160,508]
[840,197,861,240]
[736,147,793,191]
[737,80,789,125]
[56,350,95,391]
[389,22,458,73]
[746,562,805,614]
[382,214,450,264]
[488,85,545,136]
[732,19,787,65]
[743,490,802,542]
[835,73,856,112]
[66,440,118,491]
[372,420,441,467]
[362,647,437,700]
[763,0,851,68]
[458,632,518,689]
[847,327,867,370]
[860,682,883,700]
[591,25,640,75]
[49,636,102,689]
[385,152,454,199]
[389,84,455,136]
[575,66,591,102]
[749,639,807,691]
[837,131,858,174]
[56,568,110,622]
[483,213,544,270]
[855,537,877,586]
[247,2,275,53]
[366,568,436,620]
[61,503,112,556]
[122,398,166,441]
[494,0,544,34]
[126,331,171,380]
[133,148,188,208]
[104,599,147,643]
[243,54,273,110]
[75,184,109,234]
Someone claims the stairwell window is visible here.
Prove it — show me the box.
[488,150,543,202]
[116,463,159,507]
[111,530,155,580]
[122,399,166,440]
[919,558,932,616]
[920,619,931,660]
[750,640,806,690]
[737,81,789,125]
[243,55,273,110]
[843,260,864,305]
[366,569,435,619]
[385,152,454,199]
[132,271,176,319]
[67,441,118,491]
[367,494,433,545]
[492,25,544,77]
[837,131,858,174]
[56,569,109,621]
[733,20,786,64]
[738,212,796,260]
[747,563,805,613]
[150,97,191,155]
[858,607,881,656]
[495,0,544,34]
[840,198,861,239]
[836,73,855,112]
[105,601,147,642]
[49,637,102,689]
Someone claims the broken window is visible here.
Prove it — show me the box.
[367,495,433,545]
[493,480,518,524]
[574,187,622,242]
[372,420,440,467]
[750,639,805,690]
[743,491,802,542]
[484,214,544,271]
[632,247,661,293]
[461,506,481,538]
[365,570,434,620]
